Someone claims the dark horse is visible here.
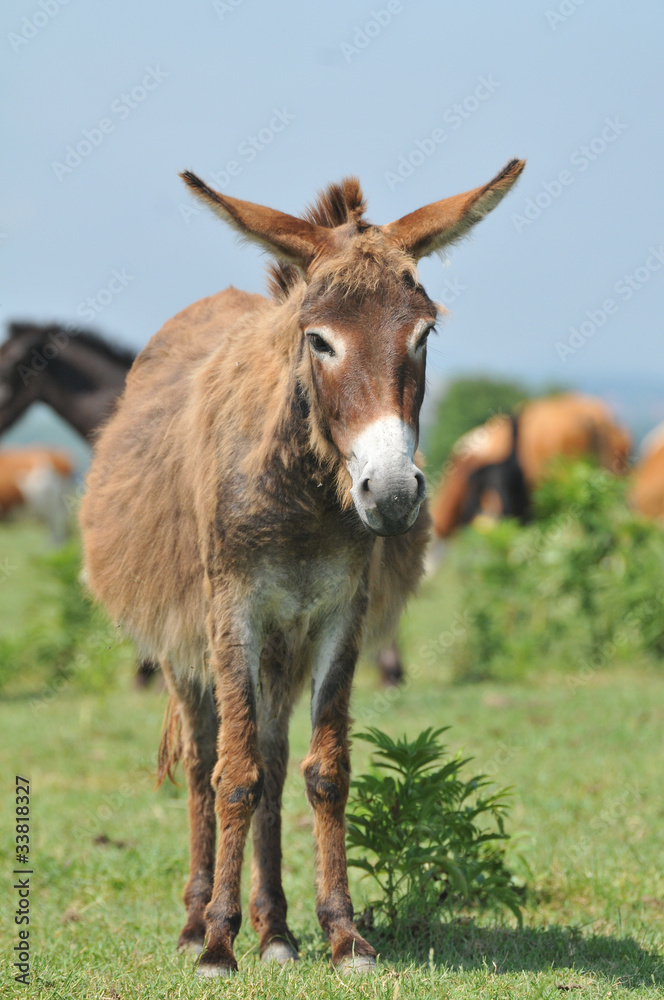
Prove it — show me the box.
[0,322,135,441]
[0,322,158,684]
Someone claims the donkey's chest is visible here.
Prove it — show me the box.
[209,460,373,633]
[251,549,365,632]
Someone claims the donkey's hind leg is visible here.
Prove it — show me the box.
[249,648,300,964]
[160,659,218,955]
[377,641,403,686]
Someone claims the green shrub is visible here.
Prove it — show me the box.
[346,727,524,933]
[449,460,664,682]
[0,538,133,695]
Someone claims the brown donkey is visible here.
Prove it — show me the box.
[80,158,524,977]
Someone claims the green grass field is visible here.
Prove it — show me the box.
[1,522,663,998]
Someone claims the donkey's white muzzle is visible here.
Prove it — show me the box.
[348,416,426,536]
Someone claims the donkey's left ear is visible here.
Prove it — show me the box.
[180,171,328,269]
[382,159,525,261]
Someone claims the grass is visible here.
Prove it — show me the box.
[1,522,664,998]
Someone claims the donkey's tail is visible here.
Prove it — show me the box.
[156,694,183,788]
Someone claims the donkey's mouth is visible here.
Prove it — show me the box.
[358,501,424,537]
[347,416,426,535]
[351,474,426,536]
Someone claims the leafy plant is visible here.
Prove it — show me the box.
[0,537,133,695]
[449,459,664,682]
[346,727,524,933]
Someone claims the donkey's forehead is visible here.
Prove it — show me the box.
[301,292,437,335]
[307,224,417,289]
[300,265,437,330]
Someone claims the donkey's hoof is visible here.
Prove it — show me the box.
[176,927,206,955]
[337,953,377,976]
[196,961,235,978]
[177,939,204,956]
[261,939,298,964]
[177,923,205,955]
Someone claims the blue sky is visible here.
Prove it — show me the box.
[2,0,663,434]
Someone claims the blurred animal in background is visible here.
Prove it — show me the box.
[0,322,161,684]
[0,322,135,441]
[459,414,531,527]
[630,421,664,520]
[0,446,75,544]
[432,392,631,537]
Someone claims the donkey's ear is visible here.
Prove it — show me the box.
[180,171,328,269]
[382,159,525,260]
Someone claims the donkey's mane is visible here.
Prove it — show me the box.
[267,177,396,302]
[301,177,367,228]
[8,322,136,368]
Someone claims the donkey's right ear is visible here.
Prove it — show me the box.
[180,171,328,270]
[382,158,525,260]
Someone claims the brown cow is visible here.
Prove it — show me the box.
[80,160,524,976]
[0,446,74,542]
[432,393,631,537]
[631,422,664,520]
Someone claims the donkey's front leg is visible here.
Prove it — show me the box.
[197,625,263,978]
[302,621,377,974]
[249,666,299,964]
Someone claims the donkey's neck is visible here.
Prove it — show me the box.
[258,375,358,530]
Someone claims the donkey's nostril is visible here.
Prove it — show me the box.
[414,470,427,502]
[361,476,371,494]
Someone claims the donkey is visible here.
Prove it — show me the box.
[0,322,135,442]
[80,158,524,977]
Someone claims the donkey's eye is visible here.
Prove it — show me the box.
[306,332,336,358]
[415,324,435,351]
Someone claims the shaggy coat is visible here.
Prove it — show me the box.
[80,159,524,977]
